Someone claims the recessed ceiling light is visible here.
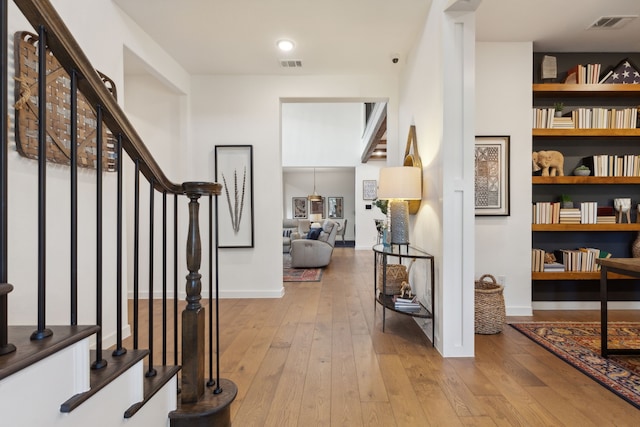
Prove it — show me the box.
[277,39,295,52]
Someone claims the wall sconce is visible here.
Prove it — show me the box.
[378,166,422,245]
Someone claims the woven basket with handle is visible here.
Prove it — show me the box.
[474,274,505,334]
[377,264,408,295]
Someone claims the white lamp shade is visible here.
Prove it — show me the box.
[378,167,421,200]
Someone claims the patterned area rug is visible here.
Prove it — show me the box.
[510,322,640,409]
[283,255,323,282]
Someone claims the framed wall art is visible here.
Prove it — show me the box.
[309,198,324,219]
[292,197,308,219]
[327,197,344,219]
[474,136,510,216]
[363,179,377,200]
[215,145,254,247]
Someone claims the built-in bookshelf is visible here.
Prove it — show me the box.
[532,80,640,301]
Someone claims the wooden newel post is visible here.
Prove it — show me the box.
[181,188,205,403]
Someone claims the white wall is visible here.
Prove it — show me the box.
[396,0,478,356]
[475,42,533,316]
[282,103,363,167]
[190,75,398,298]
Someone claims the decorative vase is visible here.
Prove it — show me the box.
[633,232,640,258]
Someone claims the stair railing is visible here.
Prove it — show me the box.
[1,0,232,413]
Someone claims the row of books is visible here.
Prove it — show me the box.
[571,107,638,129]
[532,202,615,224]
[532,107,638,129]
[532,247,612,272]
[564,63,602,84]
[586,154,640,177]
[392,296,421,311]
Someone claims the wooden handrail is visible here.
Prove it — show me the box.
[13,0,219,195]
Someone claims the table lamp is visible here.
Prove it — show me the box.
[378,166,422,245]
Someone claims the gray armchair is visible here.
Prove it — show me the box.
[290,219,339,268]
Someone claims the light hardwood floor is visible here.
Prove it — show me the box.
[129,247,640,426]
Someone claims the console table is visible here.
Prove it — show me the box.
[597,257,640,357]
[373,244,435,344]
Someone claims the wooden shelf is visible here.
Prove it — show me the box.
[532,176,640,185]
[533,84,640,97]
[532,271,636,280]
[532,128,640,137]
[532,223,640,231]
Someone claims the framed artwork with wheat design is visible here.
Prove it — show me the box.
[215,145,254,248]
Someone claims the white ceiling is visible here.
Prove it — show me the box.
[114,0,640,76]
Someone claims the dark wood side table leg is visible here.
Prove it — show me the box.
[600,265,608,358]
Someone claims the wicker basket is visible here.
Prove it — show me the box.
[377,264,408,295]
[474,274,505,334]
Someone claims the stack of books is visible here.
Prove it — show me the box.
[552,116,575,129]
[559,208,581,224]
[393,296,421,311]
[565,63,602,84]
[597,206,616,224]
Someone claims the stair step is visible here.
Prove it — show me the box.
[60,348,149,412]
[124,364,181,418]
[0,325,99,381]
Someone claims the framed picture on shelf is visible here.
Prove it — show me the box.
[292,197,307,219]
[474,135,510,216]
[327,196,344,219]
[215,145,254,247]
[363,179,377,200]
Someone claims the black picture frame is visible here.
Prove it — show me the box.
[215,145,254,247]
[474,136,510,216]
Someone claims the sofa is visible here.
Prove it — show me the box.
[289,219,339,268]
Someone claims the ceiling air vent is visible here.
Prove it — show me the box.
[280,59,303,68]
[588,15,637,29]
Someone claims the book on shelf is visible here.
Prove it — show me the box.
[554,247,611,272]
[531,248,545,272]
[543,262,565,272]
[585,154,640,177]
[393,295,421,310]
[564,63,602,84]
[559,208,581,224]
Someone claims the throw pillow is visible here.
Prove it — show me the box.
[322,220,334,234]
[283,228,293,237]
[307,227,322,240]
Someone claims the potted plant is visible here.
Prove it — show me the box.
[560,194,573,209]
[553,102,564,117]
[373,198,388,215]
[573,165,591,176]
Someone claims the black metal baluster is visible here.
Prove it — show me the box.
[0,0,16,355]
[173,194,178,367]
[147,180,156,377]
[207,194,213,387]
[69,69,77,325]
[213,194,222,394]
[133,159,140,349]
[31,24,52,341]
[91,105,106,370]
[113,135,126,357]
[162,191,167,366]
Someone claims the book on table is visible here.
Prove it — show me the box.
[393,295,421,310]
